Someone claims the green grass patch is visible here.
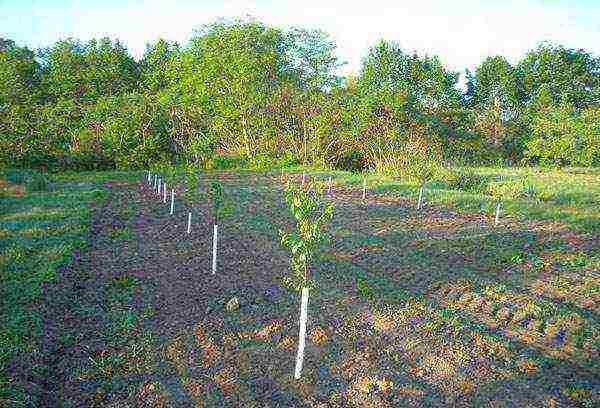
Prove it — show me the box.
[0,171,120,401]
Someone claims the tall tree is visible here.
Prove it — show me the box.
[39,37,138,102]
[138,38,180,93]
[169,18,292,158]
[285,27,344,91]
[0,39,44,166]
[517,42,600,109]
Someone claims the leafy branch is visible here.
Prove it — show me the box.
[279,180,334,290]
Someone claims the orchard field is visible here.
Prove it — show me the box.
[1,166,598,407]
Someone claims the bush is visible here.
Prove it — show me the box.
[204,155,246,170]
[333,149,364,172]
[277,150,300,168]
[4,168,49,191]
[249,153,276,169]
[524,106,600,167]
[437,168,489,193]
[486,177,539,200]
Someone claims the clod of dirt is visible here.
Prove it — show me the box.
[225,297,240,312]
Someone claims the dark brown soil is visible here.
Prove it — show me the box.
[28,172,600,407]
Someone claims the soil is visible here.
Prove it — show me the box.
[15,171,600,407]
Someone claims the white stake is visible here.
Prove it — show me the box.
[187,212,192,234]
[153,174,157,189]
[170,189,175,215]
[163,182,167,203]
[294,287,310,380]
[417,185,424,210]
[302,172,306,186]
[147,171,150,183]
[327,176,332,194]
[281,168,284,182]
[212,224,218,274]
[495,201,501,226]
[362,178,367,200]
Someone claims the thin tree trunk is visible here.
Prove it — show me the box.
[294,286,309,380]
[495,201,501,226]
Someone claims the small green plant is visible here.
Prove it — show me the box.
[111,275,140,291]
[438,168,489,193]
[357,276,374,298]
[210,181,232,225]
[183,166,201,201]
[279,179,334,380]
[279,180,334,290]
[110,227,133,241]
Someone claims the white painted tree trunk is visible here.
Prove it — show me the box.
[294,287,310,380]
[153,175,157,189]
[417,186,424,210]
[187,212,192,234]
[147,171,150,184]
[362,178,367,200]
[163,183,167,203]
[158,179,162,195]
[212,224,218,274]
[327,176,332,194]
[170,189,175,215]
[495,201,501,226]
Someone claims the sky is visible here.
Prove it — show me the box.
[2,0,600,85]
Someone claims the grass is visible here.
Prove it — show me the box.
[0,169,141,403]
[2,165,599,406]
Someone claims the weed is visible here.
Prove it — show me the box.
[110,227,133,241]
[357,276,374,298]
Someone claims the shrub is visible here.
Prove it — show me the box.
[437,168,489,193]
[333,149,363,173]
[524,106,600,167]
[4,168,49,191]
[486,177,541,200]
[277,150,299,168]
[205,155,246,170]
[250,153,276,169]
[27,172,49,192]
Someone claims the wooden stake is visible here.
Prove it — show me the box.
[212,224,218,274]
[294,287,309,379]
[170,189,175,215]
[187,212,192,234]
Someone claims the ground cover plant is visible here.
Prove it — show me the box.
[2,167,597,407]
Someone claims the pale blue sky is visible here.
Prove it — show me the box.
[2,0,600,82]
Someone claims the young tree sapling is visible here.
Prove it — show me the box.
[210,180,231,274]
[279,180,334,380]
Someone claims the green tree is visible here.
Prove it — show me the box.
[285,27,344,90]
[39,37,138,102]
[0,39,44,166]
[517,42,600,109]
[138,38,180,93]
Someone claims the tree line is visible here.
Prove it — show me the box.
[1,17,599,172]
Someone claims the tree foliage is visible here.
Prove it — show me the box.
[1,20,598,170]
